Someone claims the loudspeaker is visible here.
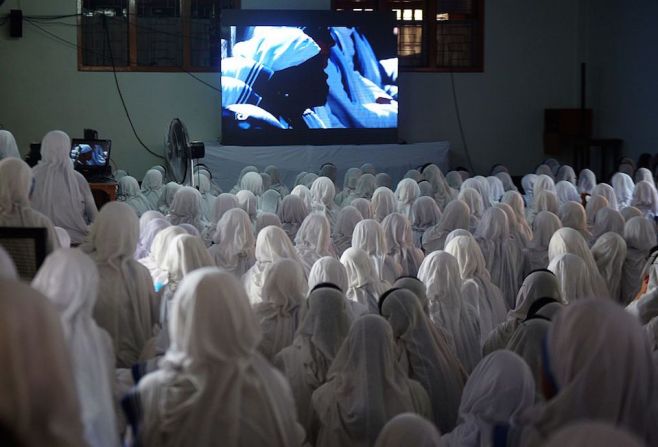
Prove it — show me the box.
[9,10,22,38]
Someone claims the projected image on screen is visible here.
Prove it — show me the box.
[220,11,398,145]
[70,143,108,167]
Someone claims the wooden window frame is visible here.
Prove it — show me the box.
[77,0,238,72]
[332,0,484,73]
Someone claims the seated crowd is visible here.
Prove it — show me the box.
[1,129,658,447]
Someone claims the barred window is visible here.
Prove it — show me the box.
[333,0,484,72]
[79,0,237,71]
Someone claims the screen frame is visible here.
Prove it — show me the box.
[220,9,399,146]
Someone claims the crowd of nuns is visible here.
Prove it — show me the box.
[2,128,658,447]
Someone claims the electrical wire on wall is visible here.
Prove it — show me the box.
[450,71,475,173]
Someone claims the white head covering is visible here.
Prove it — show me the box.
[548,227,609,298]
[197,174,217,221]
[421,200,471,253]
[496,171,518,192]
[243,225,302,304]
[521,174,538,206]
[382,212,424,277]
[308,256,349,292]
[533,174,556,201]
[592,183,618,210]
[294,213,333,275]
[350,173,377,201]
[291,184,313,210]
[548,253,594,302]
[376,173,393,189]
[0,245,17,279]
[163,234,215,291]
[558,201,591,240]
[255,210,281,232]
[592,232,627,303]
[444,350,535,447]
[458,187,484,220]
[312,315,431,447]
[518,299,654,445]
[135,217,170,260]
[525,211,561,271]
[556,165,576,184]
[254,258,306,361]
[54,225,72,248]
[0,279,86,447]
[264,165,289,196]
[411,196,442,248]
[340,246,388,313]
[591,206,625,242]
[375,413,444,447]
[462,177,492,209]
[423,164,455,209]
[635,167,655,186]
[80,201,155,367]
[446,171,463,189]
[31,249,119,447]
[351,197,373,219]
[445,235,508,342]
[278,194,309,242]
[532,190,559,216]
[31,130,91,243]
[148,225,187,281]
[612,172,635,208]
[240,171,264,196]
[332,205,363,257]
[395,178,421,220]
[381,288,466,432]
[631,180,658,218]
[474,207,524,309]
[418,251,481,372]
[310,177,337,223]
[141,169,164,209]
[585,194,609,227]
[486,176,505,203]
[577,168,596,194]
[536,163,555,178]
[157,181,181,214]
[502,190,533,241]
[543,422,645,447]
[274,286,351,435]
[0,129,20,159]
[555,180,580,206]
[622,216,658,303]
[209,207,255,277]
[621,205,643,221]
[137,268,304,447]
[168,186,204,232]
[118,176,152,217]
[236,189,258,222]
[352,218,402,283]
[371,186,398,222]
[259,189,281,214]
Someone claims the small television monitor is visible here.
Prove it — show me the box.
[220,10,398,146]
[70,139,111,173]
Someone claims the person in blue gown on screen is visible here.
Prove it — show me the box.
[72,144,106,167]
[221,26,334,130]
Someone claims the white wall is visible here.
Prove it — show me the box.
[0,0,581,178]
[582,0,658,161]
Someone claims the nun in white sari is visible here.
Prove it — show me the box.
[371,186,398,223]
[592,232,627,303]
[631,180,658,219]
[167,186,206,233]
[32,249,119,447]
[132,268,305,447]
[243,225,303,304]
[375,413,443,447]
[309,256,368,321]
[0,157,60,253]
[140,169,164,210]
[422,200,470,253]
[118,176,152,217]
[548,253,595,303]
[279,194,309,242]
[445,235,507,344]
[513,299,654,446]
[200,193,238,245]
[157,182,181,215]
[524,211,561,273]
[0,129,20,159]
[294,213,334,276]
[458,188,483,233]
[31,130,97,244]
[310,176,338,226]
[411,196,442,248]
[417,251,481,372]
[311,315,432,447]
[590,206,625,243]
[332,206,363,257]
[558,201,591,241]
[612,172,635,208]
[208,208,255,278]
[444,351,535,447]
[274,286,351,436]
[80,201,157,367]
[0,279,86,447]
[395,178,421,221]
[483,269,561,355]
[622,216,658,304]
[502,190,533,242]
[254,258,306,362]
[340,247,389,314]
[381,288,466,433]
[352,219,402,284]
[475,207,525,309]
[382,212,424,277]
